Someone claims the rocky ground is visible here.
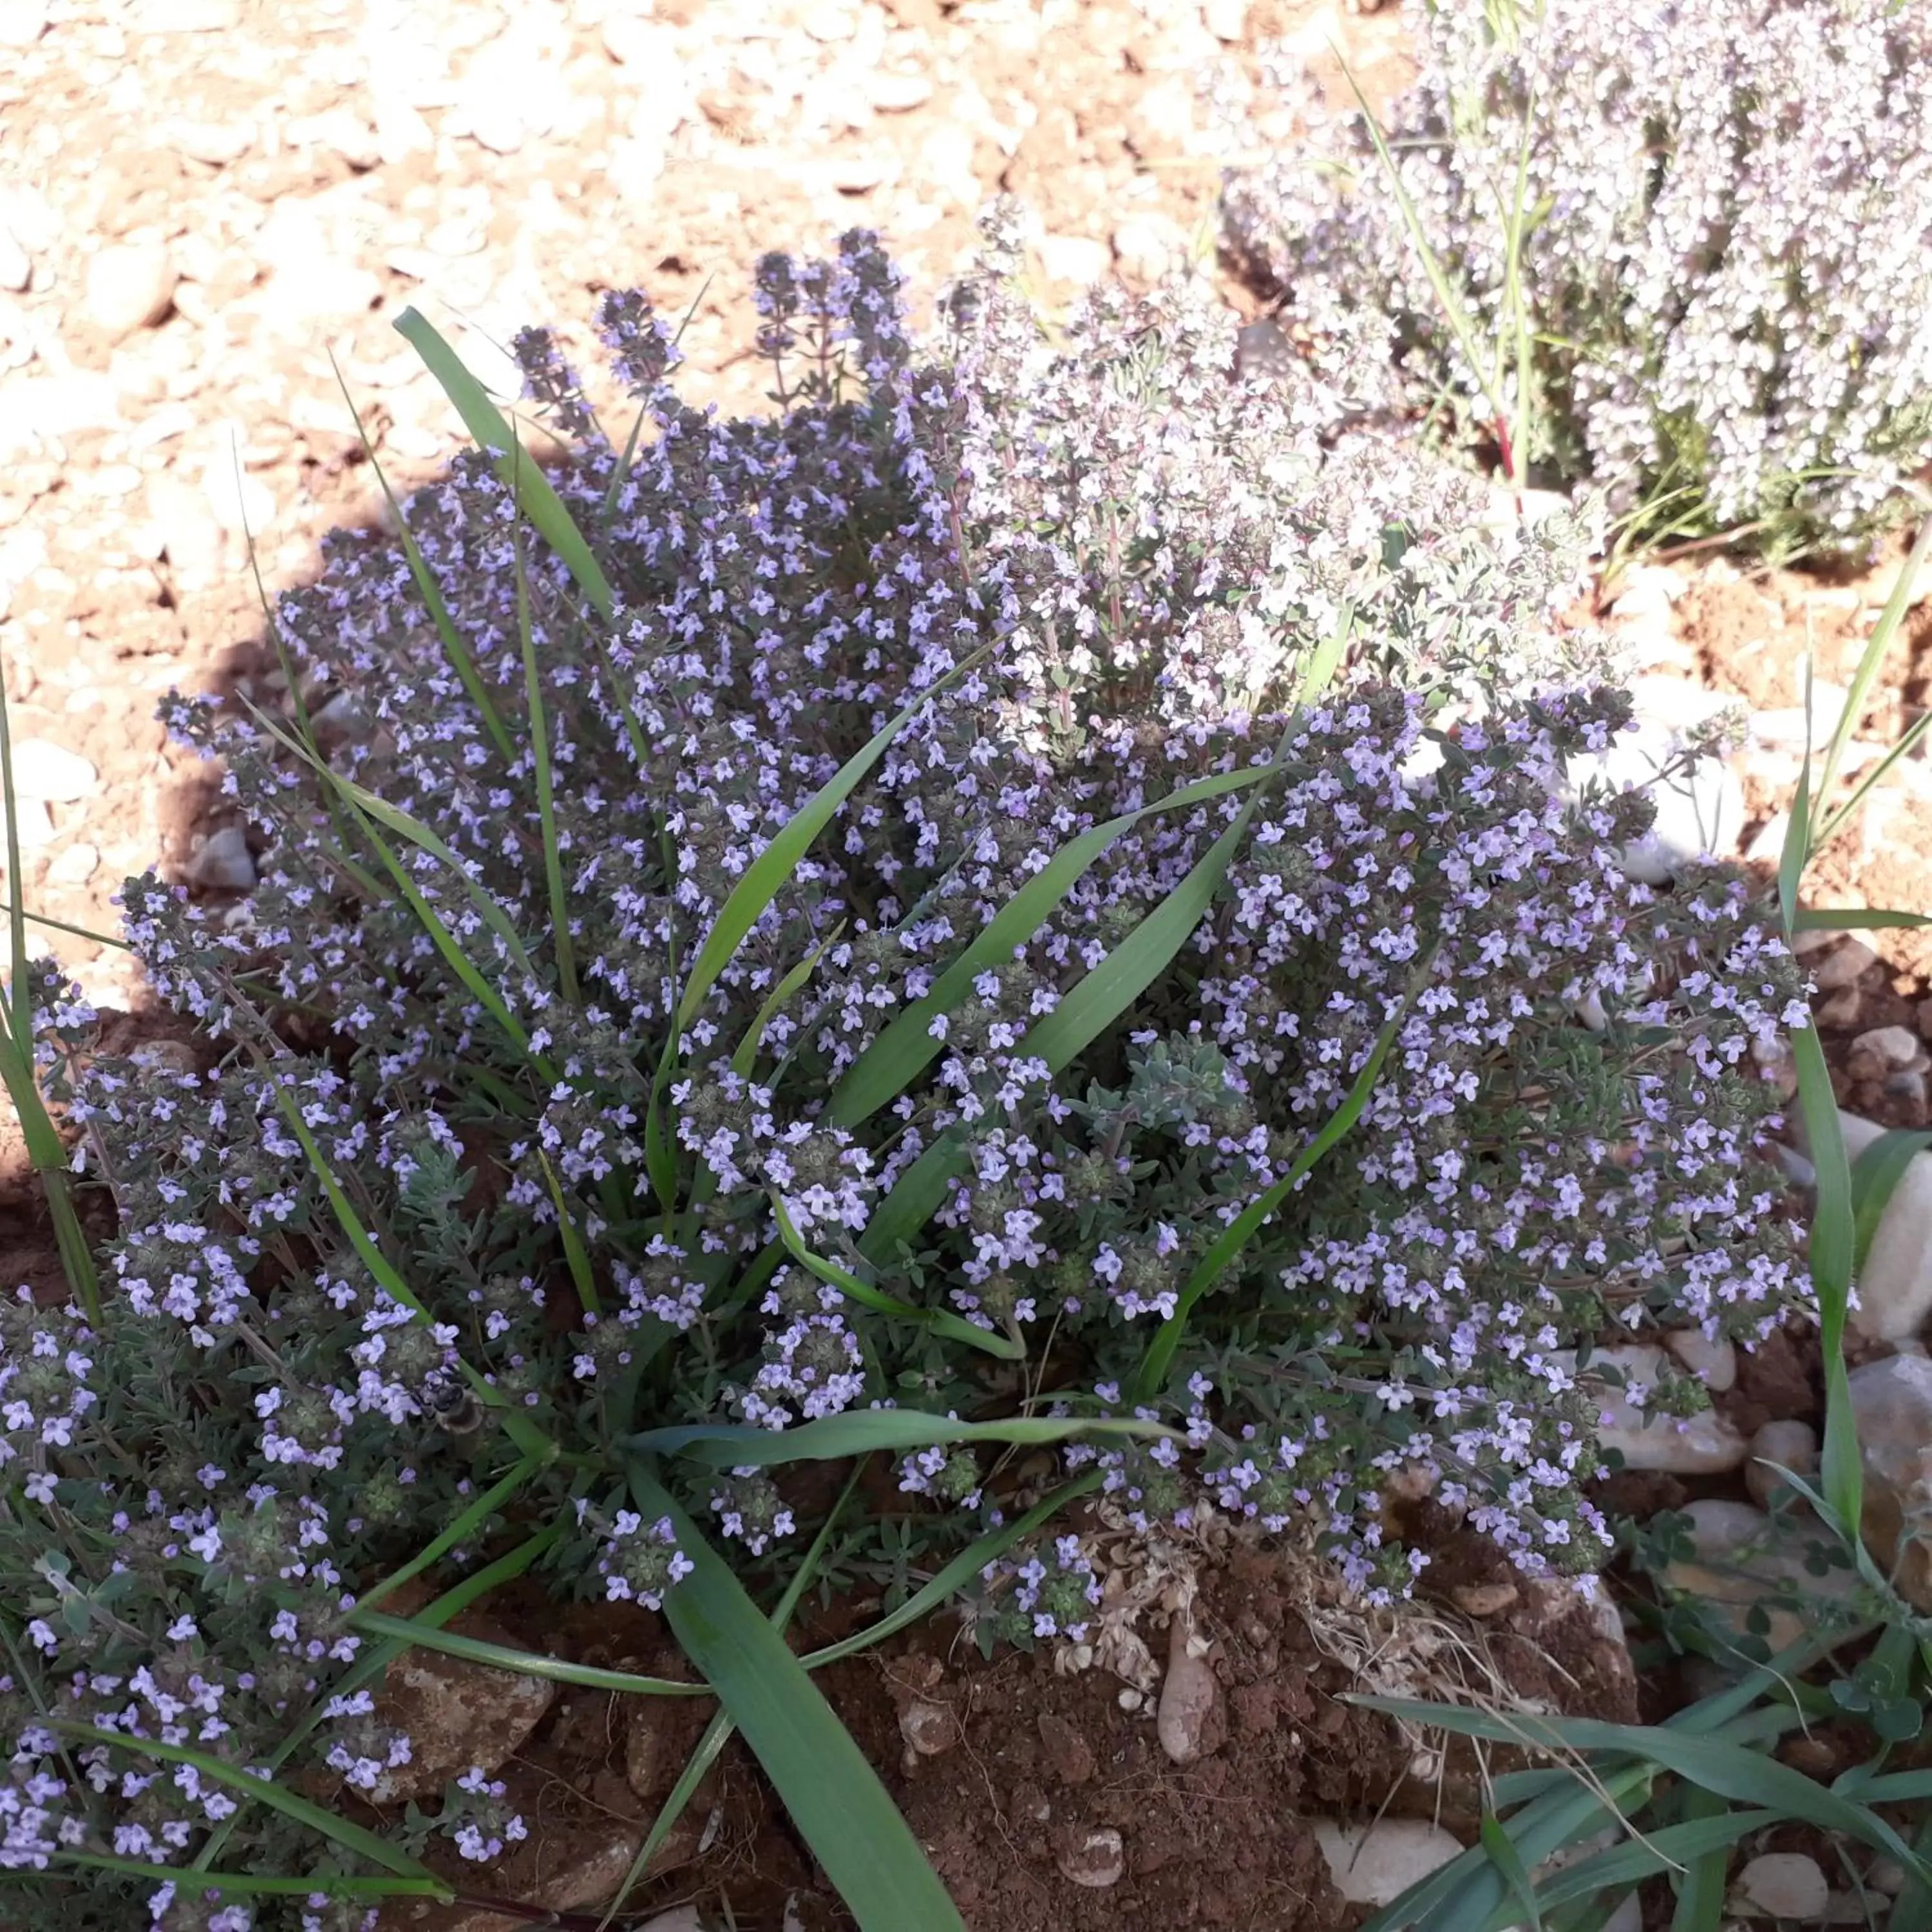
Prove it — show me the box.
[5,1,1932,1927]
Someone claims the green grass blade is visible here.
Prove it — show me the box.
[625,1410,1170,1468]
[1817,700,1932,851]
[1348,1695,1931,1881]
[538,1148,602,1320]
[327,348,517,765]
[1016,777,1271,1076]
[347,1613,705,1696]
[1794,907,1932,932]
[393,307,616,624]
[507,461,578,1004]
[0,902,129,949]
[48,1857,448,1900]
[674,645,991,1035]
[48,1723,436,1880]
[827,763,1276,1129]
[1849,1128,1932,1276]
[238,701,547,1066]
[1134,996,1408,1401]
[798,1473,1101,1669]
[1479,1814,1543,1930]
[1792,1019,1864,1534]
[354,1457,543,1616]
[1362,1765,1656,1932]
[1778,679,1814,938]
[732,925,844,1080]
[1336,52,1511,441]
[1814,511,1932,824]
[861,750,1282,1268]
[627,1464,967,1931]
[769,1194,1023,1359]
[1667,1786,1731,1932]
[597,1463,863,1930]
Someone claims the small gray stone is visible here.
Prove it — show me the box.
[1664,1329,1737,1393]
[82,241,177,338]
[897,1699,956,1757]
[1745,1418,1818,1510]
[1812,937,1879,991]
[1236,317,1297,382]
[1815,986,1863,1030]
[1737,1852,1830,1922]
[10,737,97,801]
[45,840,98,888]
[1203,0,1248,39]
[1037,233,1112,288]
[1579,1345,1749,1475]
[1847,1353,1932,1611]
[1056,1826,1125,1889]
[869,70,934,112]
[185,826,256,892]
[1155,1611,1220,1766]
[1824,1113,1932,1341]
[1313,1820,1463,1907]
[1849,1025,1922,1075]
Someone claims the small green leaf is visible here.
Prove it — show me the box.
[626,1408,1170,1468]
[393,307,616,623]
[1479,1814,1543,1931]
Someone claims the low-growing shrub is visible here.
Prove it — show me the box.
[1223,0,1932,557]
[0,214,1809,1924]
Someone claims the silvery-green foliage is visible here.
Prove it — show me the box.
[1224,0,1932,554]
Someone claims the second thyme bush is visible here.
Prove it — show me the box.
[0,216,1808,1922]
[1224,0,1932,557]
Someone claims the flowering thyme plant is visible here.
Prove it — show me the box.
[1224,0,1932,556]
[0,213,1809,1924]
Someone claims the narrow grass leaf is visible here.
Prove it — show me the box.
[828,762,1276,1129]
[348,1613,705,1697]
[862,753,1280,1268]
[628,1465,967,1931]
[1849,1128,1932,1276]
[626,1410,1170,1468]
[732,925,844,1080]
[1794,907,1932,932]
[1479,1814,1543,1931]
[509,471,579,1003]
[674,645,990,1034]
[50,1859,448,1900]
[1666,1786,1732,1932]
[1792,1019,1864,1533]
[1815,511,1932,820]
[354,1457,543,1615]
[1348,1695,1931,1880]
[326,348,516,764]
[1336,53,1511,439]
[393,307,616,623]
[538,1148,602,1319]
[768,1195,1023,1359]
[50,1723,436,1880]
[598,1464,863,1930]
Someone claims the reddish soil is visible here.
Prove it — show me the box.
[378,1537,1640,1932]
